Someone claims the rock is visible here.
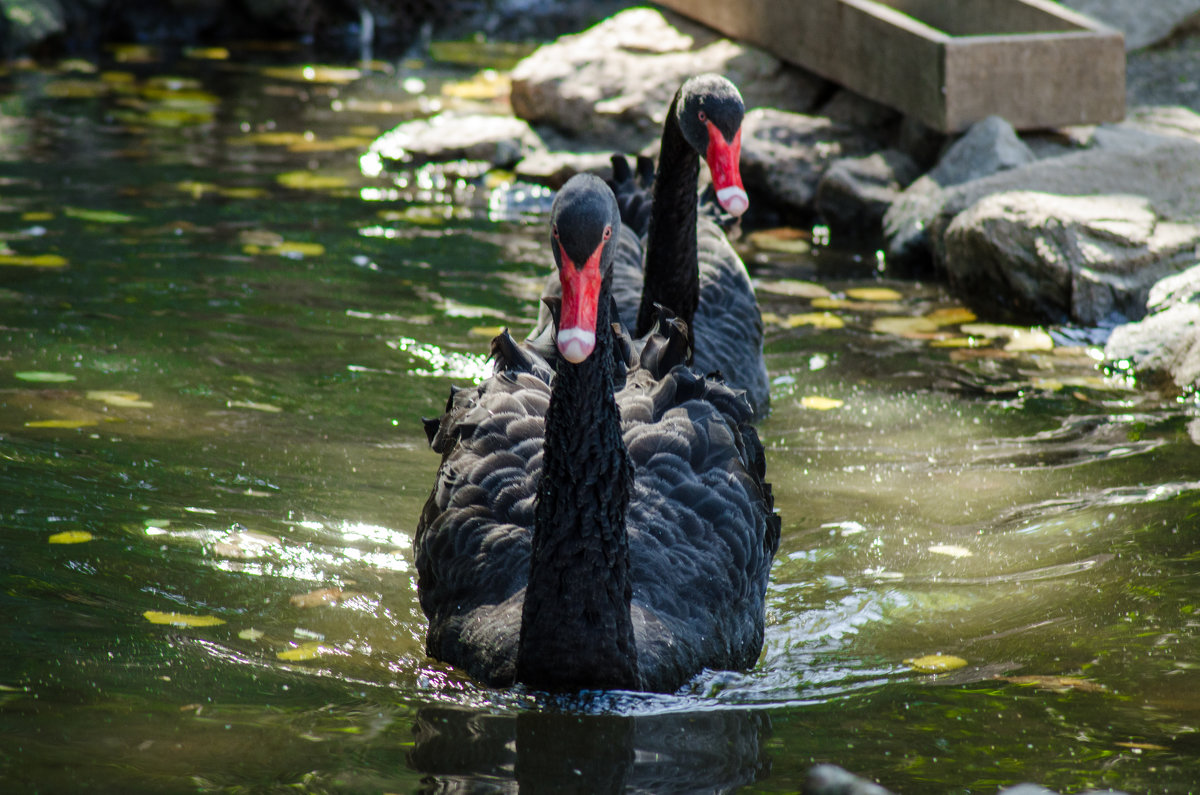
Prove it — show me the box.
[514,149,614,188]
[801,764,894,795]
[1,0,67,53]
[884,116,1035,264]
[509,6,827,150]
[739,108,881,216]
[368,112,544,169]
[1106,263,1200,390]
[1058,0,1200,50]
[942,191,1200,324]
[815,149,921,234]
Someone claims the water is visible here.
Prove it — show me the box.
[2,46,1199,794]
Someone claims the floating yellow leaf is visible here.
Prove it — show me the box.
[143,610,225,627]
[996,675,1105,693]
[15,371,76,383]
[289,587,362,608]
[760,312,783,325]
[242,240,325,258]
[0,253,68,268]
[288,135,375,154]
[25,419,97,429]
[64,206,135,224]
[801,396,844,411]
[469,325,505,338]
[1003,329,1055,353]
[785,312,844,330]
[184,46,230,60]
[108,43,158,63]
[21,211,54,222]
[262,65,361,84]
[846,287,903,302]
[929,544,973,558]
[1115,741,1169,751]
[238,628,265,641]
[230,131,310,147]
[99,71,136,85]
[872,316,939,338]
[48,531,93,544]
[87,390,153,408]
[929,337,982,349]
[748,227,811,255]
[43,79,107,99]
[441,72,510,101]
[905,654,968,673]
[277,171,350,191]
[757,279,830,299]
[926,306,977,326]
[226,400,282,413]
[276,641,329,661]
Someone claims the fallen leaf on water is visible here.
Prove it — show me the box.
[238,628,265,641]
[469,325,505,338]
[226,400,283,413]
[441,71,510,101]
[959,323,1053,351]
[748,227,811,255]
[929,337,983,349]
[262,65,362,84]
[48,531,94,544]
[872,316,940,338]
[211,529,281,559]
[995,675,1105,693]
[184,46,230,61]
[801,396,844,411]
[290,587,363,608]
[1114,741,1169,751]
[0,254,68,268]
[108,43,158,63]
[15,371,76,383]
[21,211,54,222]
[905,654,968,673]
[25,419,97,429]
[277,171,350,191]
[276,641,329,661]
[846,287,903,302]
[288,135,374,154]
[143,610,225,627]
[87,390,153,408]
[926,306,977,326]
[929,544,973,558]
[784,312,844,330]
[64,206,136,224]
[43,79,108,99]
[756,278,831,299]
[811,297,903,313]
[242,240,325,258]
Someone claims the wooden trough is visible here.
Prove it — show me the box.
[654,0,1126,132]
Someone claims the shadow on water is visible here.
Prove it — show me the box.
[2,41,1200,794]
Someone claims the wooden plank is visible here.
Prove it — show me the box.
[654,0,1126,132]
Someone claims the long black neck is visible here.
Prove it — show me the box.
[636,89,699,344]
[517,297,639,691]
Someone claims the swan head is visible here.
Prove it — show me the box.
[550,174,620,364]
[677,74,749,217]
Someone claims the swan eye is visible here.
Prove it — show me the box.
[602,225,612,241]
[552,225,560,239]
[697,110,707,122]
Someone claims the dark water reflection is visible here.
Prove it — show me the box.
[2,46,1200,793]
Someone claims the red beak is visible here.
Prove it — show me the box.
[556,240,604,363]
[705,122,748,217]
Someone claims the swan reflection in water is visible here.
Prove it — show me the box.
[407,703,771,792]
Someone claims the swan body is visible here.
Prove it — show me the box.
[416,174,780,692]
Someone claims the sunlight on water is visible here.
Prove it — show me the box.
[2,47,1199,794]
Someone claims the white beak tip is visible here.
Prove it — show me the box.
[716,186,749,217]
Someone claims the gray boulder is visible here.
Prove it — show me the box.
[884,116,1035,264]
[740,109,881,215]
[1106,263,1200,390]
[368,112,544,169]
[509,6,826,150]
[815,149,921,233]
[514,149,615,188]
[1058,0,1200,50]
[943,191,1200,324]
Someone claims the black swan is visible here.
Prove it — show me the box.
[416,174,780,692]
[532,74,770,420]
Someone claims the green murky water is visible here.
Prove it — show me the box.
[2,46,1199,794]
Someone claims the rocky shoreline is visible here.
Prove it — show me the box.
[368,2,1200,395]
